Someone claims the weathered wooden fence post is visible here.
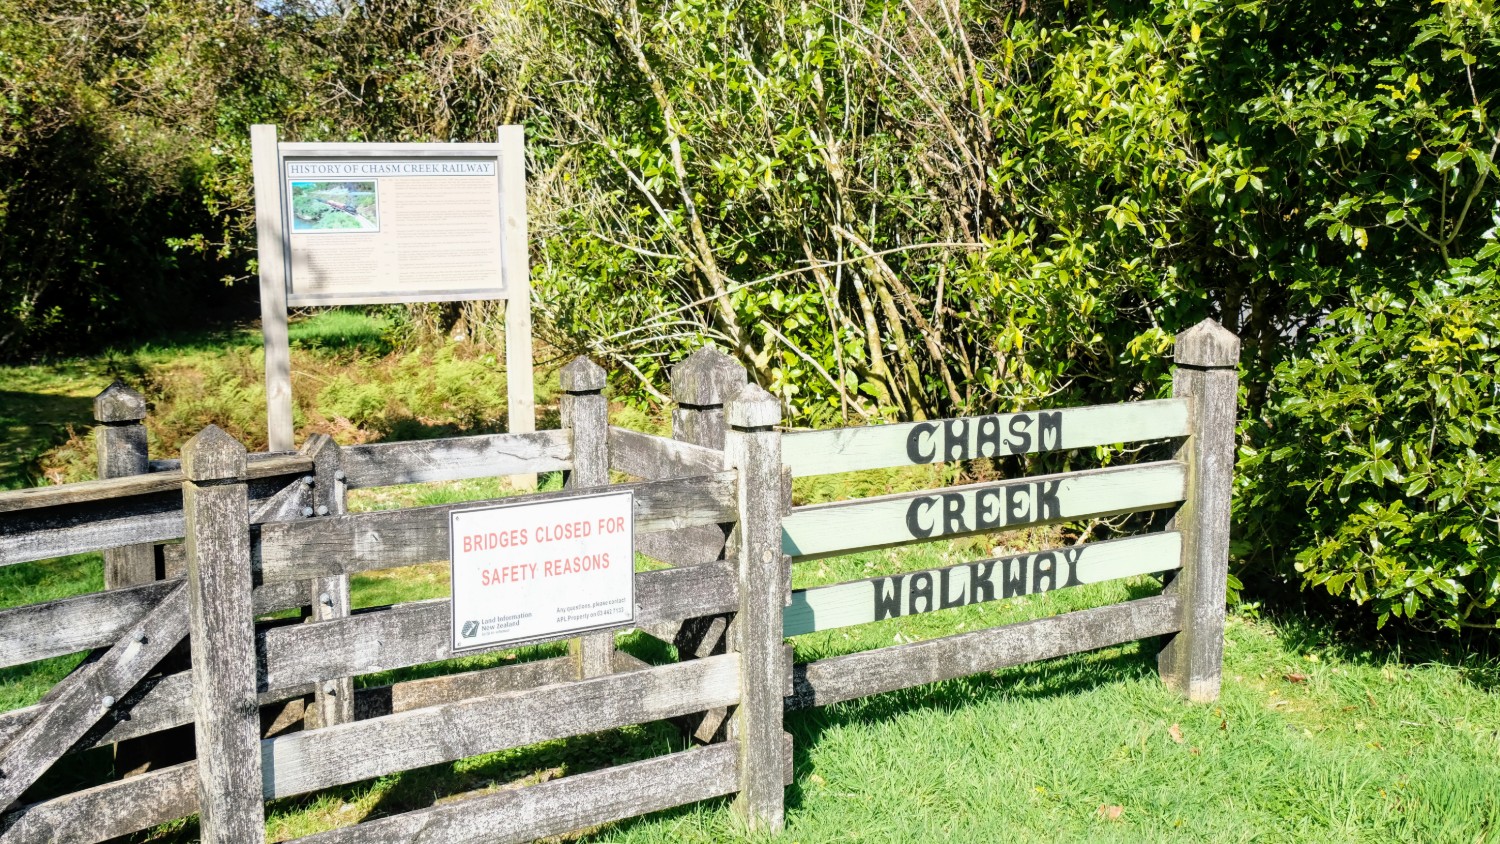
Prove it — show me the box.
[666,347,746,742]
[305,434,354,727]
[667,346,746,569]
[94,381,156,588]
[672,347,746,452]
[182,426,266,843]
[560,357,615,679]
[723,384,786,832]
[1158,318,1239,702]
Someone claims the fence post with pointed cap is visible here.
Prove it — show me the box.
[724,383,786,831]
[560,357,615,678]
[1159,318,1240,702]
[182,425,265,844]
[672,346,747,452]
[94,381,156,589]
[654,347,748,742]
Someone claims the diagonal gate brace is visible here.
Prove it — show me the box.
[0,583,189,810]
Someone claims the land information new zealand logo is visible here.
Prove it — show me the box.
[448,490,634,652]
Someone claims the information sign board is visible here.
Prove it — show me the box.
[448,490,635,652]
[281,154,506,305]
[250,126,536,460]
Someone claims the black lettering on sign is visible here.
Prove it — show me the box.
[975,488,1002,530]
[909,572,934,615]
[906,495,939,539]
[1007,414,1033,454]
[1039,411,1063,451]
[1002,557,1027,598]
[1037,480,1061,521]
[943,418,970,462]
[1033,551,1056,593]
[976,416,1002,457]
[863,547,1092,622]
[874,577,903,621]
[969,561,997,602]
[1006,484,1031,524]
[1061,547,1084,588]
[904,412,1067,465]
[906,422,938,465]
[943,493,967,536]
[939,568,967,609]
[902,480,1070,541]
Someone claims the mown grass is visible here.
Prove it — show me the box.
[2,309,551,487]
[3,315,1498,842]
[125,569,1500,844]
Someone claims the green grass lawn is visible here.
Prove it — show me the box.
[2,314,1497,843]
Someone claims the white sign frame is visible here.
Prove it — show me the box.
[249,125,535,459]
[447,489,636,653]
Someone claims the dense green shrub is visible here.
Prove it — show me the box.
[2,0,1498,629]
[1240,271,1500,630]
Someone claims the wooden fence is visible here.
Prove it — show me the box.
[0,318,1238,842]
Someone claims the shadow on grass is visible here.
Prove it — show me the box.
[779,641,1161,808]
[349,397,560,445]
[0,390,96,488]
[1238,588,1500,692]
[576,627,1164,841]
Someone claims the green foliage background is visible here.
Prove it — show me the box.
[1,0,1498,630]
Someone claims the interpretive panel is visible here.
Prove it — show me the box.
[283,156,506,304]
[449,490,635,652]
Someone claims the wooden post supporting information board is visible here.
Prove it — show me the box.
[560,356,615,678]
[723,384,787,831]
[1158,318,1239,702]
[249,123,537,472]
[250,124,295,452]
[182,426,266,843]
[499,124,537,489]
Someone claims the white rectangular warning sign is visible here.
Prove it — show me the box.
[449,490,634,652]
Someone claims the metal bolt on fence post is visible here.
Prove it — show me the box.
[301,476,314,486]
[102,696,116,709]
[316,505,330,516]
[301,506,314,518]
[333,470,346,481]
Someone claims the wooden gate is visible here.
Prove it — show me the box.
[0,319,1237,841]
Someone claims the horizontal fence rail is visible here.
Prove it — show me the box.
[0,652,652,762]
[0,452,311,514]
[258,561,738,691]
[0,576,315,670]
[255,471,738,581]
[339,429,572,489]
[787,594,1181,710]
[781,398,1189,477]
[0,656,745,844]
[0,473,312,567]
[260,654,742,799]
[781,460,1186,559]
[287,737,792,844]
[783,532,1182,637]
[607,427,722,478]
